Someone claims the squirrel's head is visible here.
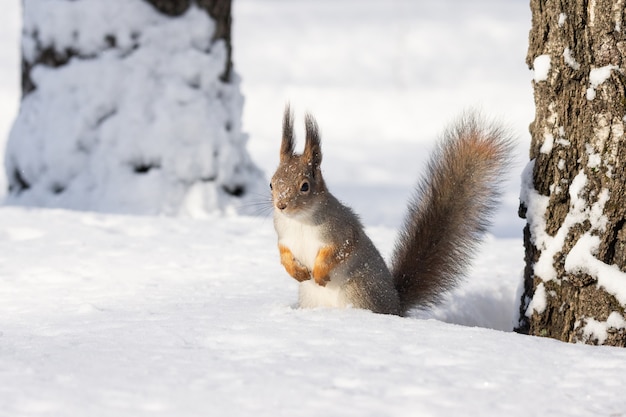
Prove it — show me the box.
[270,105,326,217]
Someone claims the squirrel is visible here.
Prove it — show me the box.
[270,105,512,316]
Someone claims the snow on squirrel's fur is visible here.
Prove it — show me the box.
[5,0,263,215]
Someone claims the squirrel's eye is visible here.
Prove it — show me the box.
[300,181,310,193]
[269,182,273,190]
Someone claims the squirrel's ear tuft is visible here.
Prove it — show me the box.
[304,112,322,168]
[281,104,295,161]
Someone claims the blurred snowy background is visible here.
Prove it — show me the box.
[235,0,534,237]
[0,0,533,236]
[0,0,20,195]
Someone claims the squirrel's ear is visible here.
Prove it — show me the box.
[281,104,295,161]
[304,113,322,168]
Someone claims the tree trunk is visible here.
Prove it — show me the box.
[21,0,233,95]
[7,0,262,215]
[144,0,233,81]
[517,0,626,345]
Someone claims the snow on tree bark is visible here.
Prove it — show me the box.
[5,0,263,215]
[517,0,626,346]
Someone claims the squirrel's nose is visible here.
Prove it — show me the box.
[276,202,287,211]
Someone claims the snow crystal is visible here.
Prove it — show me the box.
[585,144,602,168]
[520,160,549,249]
[549,184,563,195]
[565,233,600,275]
[589,193,609,231]
[525,162,623,323]
[520,160,558,281]
[532,54,551,82]
[565,233,626,306]
[586,88,597,101]
[563,48,580,70]
[558,180,626,307]
[568,173,609,232]
[581,312,626,344]
[529,171,610,283]
[606,311,626,328]
[558,13,567,27]
[540,132,554,154]
[525,282,547,316]
[566,233,626,306]
[5,0,263,216]
[519,159,573,281]
[586,65,619,101]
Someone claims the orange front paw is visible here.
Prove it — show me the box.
[313,271,331,286]
[312,245,339,286]
[279,245,311,282]
[312,240,355,286]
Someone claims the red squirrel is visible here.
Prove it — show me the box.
[270,105,512,315]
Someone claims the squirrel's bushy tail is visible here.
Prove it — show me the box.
[390,112,513,314]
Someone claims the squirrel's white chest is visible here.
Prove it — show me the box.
[274,211,351,309]
[274,211,324,270]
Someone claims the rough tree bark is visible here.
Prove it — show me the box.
[517,0,626,345]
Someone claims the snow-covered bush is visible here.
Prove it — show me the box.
[4,0,264,215]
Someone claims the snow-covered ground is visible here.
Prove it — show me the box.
[1,208,626,416]
[2,1,625,416]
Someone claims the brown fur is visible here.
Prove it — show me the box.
[390,113,513,312]
[272,107,512,316]
[280,104,295,160]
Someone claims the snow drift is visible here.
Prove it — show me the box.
[4,0,263,215]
